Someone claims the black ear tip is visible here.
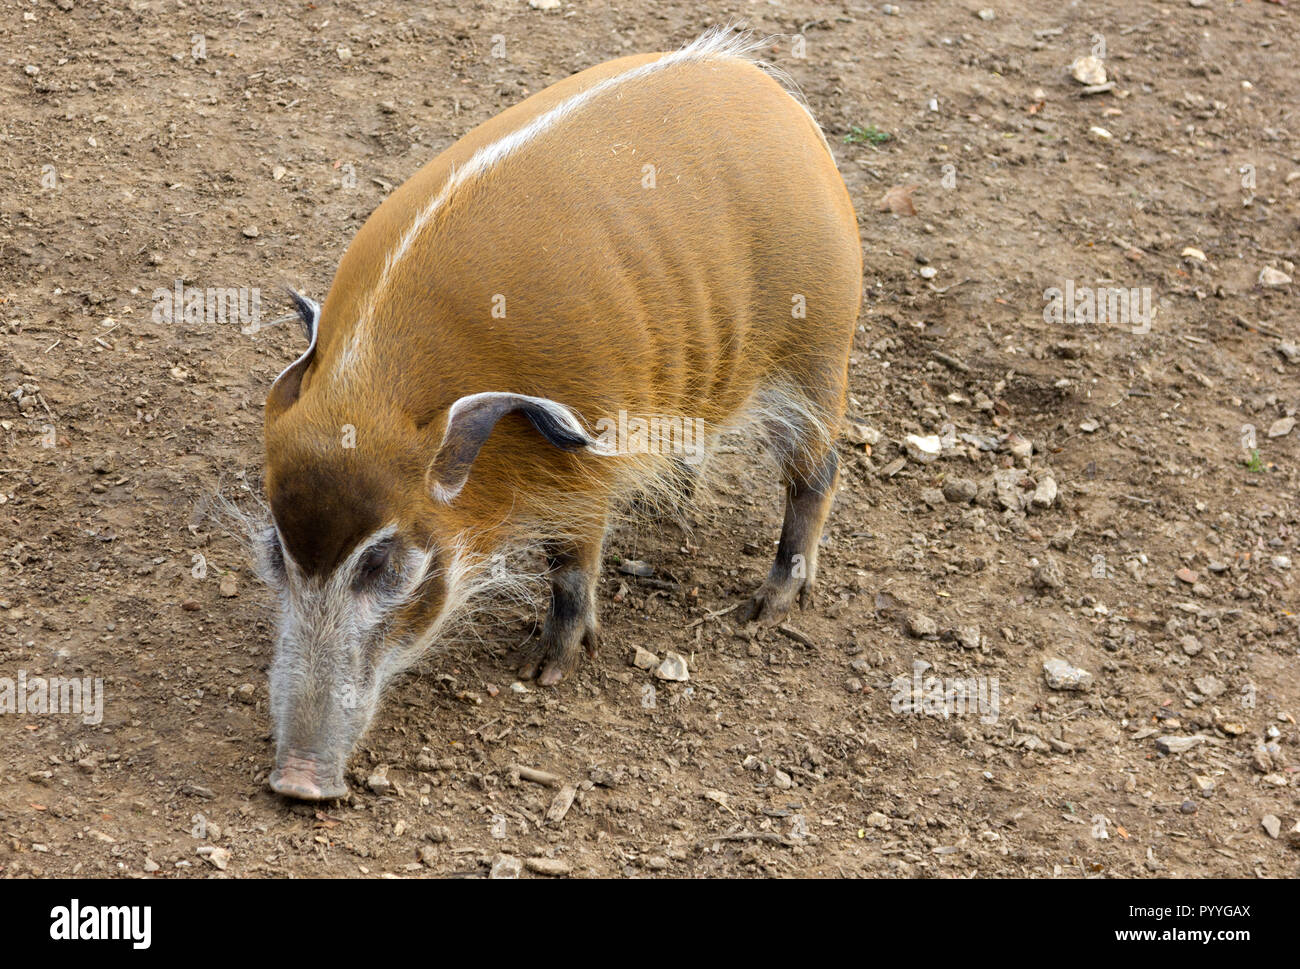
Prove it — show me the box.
[284,287,318,340]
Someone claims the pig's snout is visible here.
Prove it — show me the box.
[269,750,347,801]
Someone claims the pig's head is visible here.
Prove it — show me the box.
[256,293,607,800]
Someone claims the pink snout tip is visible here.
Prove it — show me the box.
[269,751,347,801]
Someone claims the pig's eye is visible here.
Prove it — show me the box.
[356,539,394,585]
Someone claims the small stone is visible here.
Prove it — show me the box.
[426,826,451,843]
[1079,418,1100,433]
[196,845,230,870]
[847,423,882,446]
[1004,433,1033,460]
[954,625,981,650]
[844,677,864,693]
[1259,266,1292,287]
[1030,476,1057,510]
[235,683,255,704]
[418,845,438,866]
[919,487,945,508]
[976,8,995,20]
[1193,675,1225,699]
[1180,800,1197,815]
[1181,247,1207,262]
[241,225,259,238]
[1267,417,1295,438]
[335,46,352,62]
[655,652,689,682]
[143,858,160,873]
[617,559,654,577]
[1288,821,1300,849]
[1262,814,1282,839]
[905,434,942,463]
[1216,720,1245,736]
[1043,658,1093,691]
[866,811,890,829]
[906,613,938,639]
[1088,126,1113,142]
[1192,775,1215,795]
[1175,567,1198,585]
[545,785,577,825]
[528,0,561,8]
[366,765,392,795]
[489,854,522,879]
[219,574,238,598]
[942,477,978,503]
[1156,735,1204,755]
[1031,556,1065,591]
[1278,340,1300,363]
[1180,635,1203,656]
[525,856,571,876]
[631,646,658,670]
[879,457,907,478]
[1071,55,1107,86]
[772,770,793,790]
[918,266,938,280]
[1049,526,1076,551]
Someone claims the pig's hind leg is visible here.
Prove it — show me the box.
[517,532,602,686]
[740,378,844,623]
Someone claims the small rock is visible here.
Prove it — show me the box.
[1288,821,1300,849]
[918,266,938,280]
[1277,340,1299,363]
[143,858,160,873]
[241,225,260,239]
[631,646,658,670]
[1030,476,1057,510]
[418,845,438,866]
[1088,126,1113,142]
[1004,433,1033,460]
[1156,735,1204,755]
[1175,567,1198,585]
[905,434,942,463]
[976,8,995,20]
[1262,814,1282,839]
[196,845,230,871]
[919,487,945,508]
[528,0,561,8]
[954,625,981,650]
[1192,775,1215,795]
[489,854,522,879]
[1043,658,1093,691]
[866,811,890,829]
[1180,635,1203,656]
[366,765,392,795]
[847,423,882,446]
[617,559,654,577]
[1031,556,1065,591]
[525,856,571,876]
[942,477,978,503]
[1079,419,1100,433]
[772,770,793,790]
[1267,417,1295,439]
[1181,247,1207,262]
[1259,266,1292,287]
[335,46,352,62]
[1049,526,1076,551]
[655,652,690,682]
[1071,55,1107,86]
[219,574,238,598]
[235,683,255,704]
[906,613,938,639]
[1193,675,1225,699]
[545,784,577,825]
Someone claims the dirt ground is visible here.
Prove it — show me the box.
[1,0,1297,879]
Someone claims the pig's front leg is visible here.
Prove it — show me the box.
[518,533,602,686]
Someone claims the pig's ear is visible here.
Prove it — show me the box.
[427,392,615,503]
[266,289,320,418]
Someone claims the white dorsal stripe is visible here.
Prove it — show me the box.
[335,27,785,379]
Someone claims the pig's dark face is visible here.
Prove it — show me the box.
[256,489,452,800]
